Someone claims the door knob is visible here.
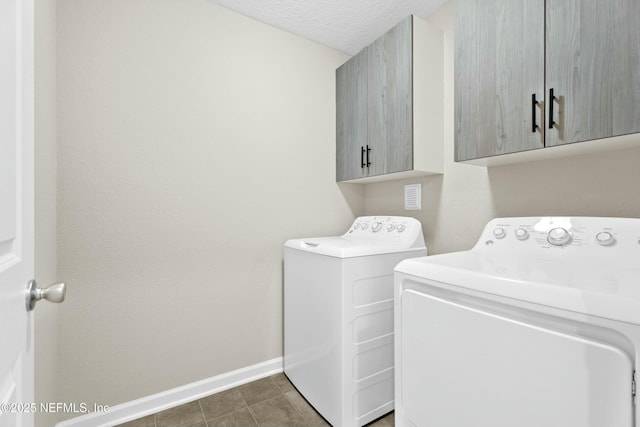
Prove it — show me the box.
[26,280,66,311]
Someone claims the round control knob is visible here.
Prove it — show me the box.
[372,222,383,232]
[354,223,361,230]
[361,223,368,230]
[386,224,395,232]
[547,227,572,246]
[493,228,506,239]
[595,231,615,246]
[514,228,529,240]
[396,224,406,233]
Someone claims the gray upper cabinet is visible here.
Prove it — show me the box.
[455,0,545,161]
[337,16,443,183]
[546,0,640,147]
[367,17,413,178]
[336,49,368,181]
[456,0,640,163]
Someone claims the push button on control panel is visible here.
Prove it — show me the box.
[493,228,506,239]
[595,231,615,246]
[514,228,529,240]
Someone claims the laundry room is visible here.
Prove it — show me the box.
[7,0,640,426]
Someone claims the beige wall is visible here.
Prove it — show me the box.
[364,1,640,254]
[35,0,59,425]
[57,0,361,412]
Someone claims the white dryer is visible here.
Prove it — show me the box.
[284,216,427,427]
[394,216,640,427]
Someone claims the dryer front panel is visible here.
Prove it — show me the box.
[396,284,634,427]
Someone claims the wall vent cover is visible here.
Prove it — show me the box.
[404,184,421,211]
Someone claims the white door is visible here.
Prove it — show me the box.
[0,0,35,426]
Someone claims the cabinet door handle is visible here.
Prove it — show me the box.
[366,145,371,168]
[531,93,539,133]
[360,146,365,169]
[548,88,556,129]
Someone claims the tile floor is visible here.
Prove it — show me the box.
[115,373,394,427]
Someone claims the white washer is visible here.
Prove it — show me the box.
[284,216,427,427]
[394,217,640,427]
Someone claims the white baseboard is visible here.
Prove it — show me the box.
[55,357,284,427]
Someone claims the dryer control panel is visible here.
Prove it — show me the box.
[476,217,640,260]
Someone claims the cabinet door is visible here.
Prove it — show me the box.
[336,49,368,181]
[455,0,545,161]
[368,16,413,176]
[546,0,640,147]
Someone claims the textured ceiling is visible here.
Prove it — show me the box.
[208,0,448,55]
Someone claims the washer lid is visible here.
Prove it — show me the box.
[285,236,426,258]
[395,252,640,325]
[284,216,427,258]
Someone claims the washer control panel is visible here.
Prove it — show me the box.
[478,217,640,255]
[349,216,413,235]
[346,216,419,239]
